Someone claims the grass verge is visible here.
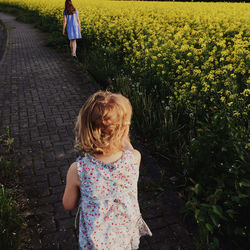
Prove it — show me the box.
[0,126,31,249]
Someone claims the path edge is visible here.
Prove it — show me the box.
[0,14,8,67]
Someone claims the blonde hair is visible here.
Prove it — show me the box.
[75,90,132,155]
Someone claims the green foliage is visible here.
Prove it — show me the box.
[108,74,194,162]
[0,126,23,249]
[46,31,68,49]
[4,126,14,153]
[0,126,15,183]
[0,186,23,250]
[180,113,250,249]
[82,45,124,88]
[0,158,16,183]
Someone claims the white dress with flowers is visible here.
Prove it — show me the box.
[77,149,152,250]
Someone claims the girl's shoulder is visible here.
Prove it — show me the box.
[131,149,141,167]
[76,155,91,169]
[122,149,141,168]
[76,150,140,171]
[76,155,92,182]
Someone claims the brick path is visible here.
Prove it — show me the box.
[0,12,196,250]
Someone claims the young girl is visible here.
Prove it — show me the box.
[62,0,82,58]
[63,91,152,249]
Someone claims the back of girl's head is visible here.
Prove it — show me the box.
[64,0,76,15]
[75,91,132,155]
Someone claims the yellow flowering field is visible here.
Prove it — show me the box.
[1,0,249,118]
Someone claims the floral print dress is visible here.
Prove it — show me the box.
[77,149,152,250]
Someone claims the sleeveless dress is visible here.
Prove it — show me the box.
[63,10,82,40]
[77,150,152,250]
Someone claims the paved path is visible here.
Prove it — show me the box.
[0,12,195,250]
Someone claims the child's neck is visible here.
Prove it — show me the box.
[93,150,123,164]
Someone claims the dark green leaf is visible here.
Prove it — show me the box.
[226,209,235,219]
[205,223,214,233]
[212,205,227,220]
[212,237,219,248]
[195,209,200,220]
[239,179,250,187]
[194,184,201,194]
[210,214,219,226]
[238,193,249,198]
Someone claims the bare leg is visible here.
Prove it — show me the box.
[72,40,77,56]
[69,40,73,54]
[70,39,77,56]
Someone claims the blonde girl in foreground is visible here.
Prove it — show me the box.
[63,91,152,249]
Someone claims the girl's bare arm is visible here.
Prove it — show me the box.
[62,16,67,35]
[62,162,81,211]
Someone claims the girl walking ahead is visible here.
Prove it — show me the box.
[63,91,152,249]
[62,0,82,58]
